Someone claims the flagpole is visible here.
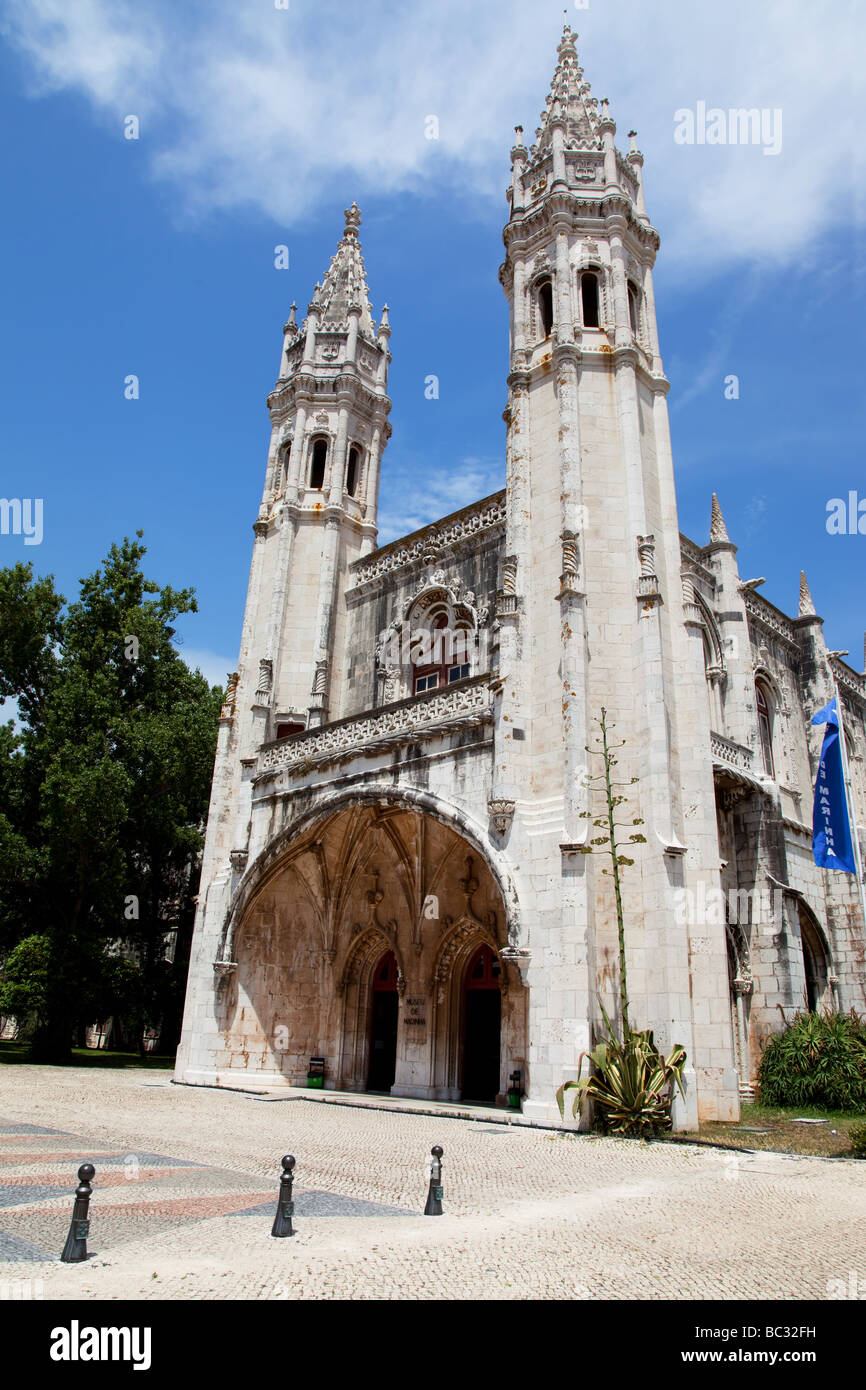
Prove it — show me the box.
[834,681,866,933]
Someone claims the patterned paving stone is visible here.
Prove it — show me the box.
[229,1189,416,1219]
[0,1185,69,1210]
[0,1229,52,1262]
[1,1192,276,1259]
[0,1125,70,1136]
[0,1072,864,1300]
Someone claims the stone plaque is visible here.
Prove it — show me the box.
[404,994,428,1040]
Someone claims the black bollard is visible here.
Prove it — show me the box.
[60,1163,95,1263]
[423,1145,444,1216]
[271,1154,296,1237]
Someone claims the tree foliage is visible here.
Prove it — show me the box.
[0,535,223,1057]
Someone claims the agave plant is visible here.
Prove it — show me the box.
[557,1005,688,1138]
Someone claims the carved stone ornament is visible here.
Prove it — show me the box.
[220,672,239,720]
[499,947,531,984]
[213,961,238,985]
[636,534,661,605]
[229,849,248,874]
[351,496,505,590]
[488,798,516,835]
[256,657,273,701]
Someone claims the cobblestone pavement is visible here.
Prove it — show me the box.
[0,1066,864,1300]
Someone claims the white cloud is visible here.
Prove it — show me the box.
[1,0,864,272]
[377,458,504,543]
[175,645,234,689]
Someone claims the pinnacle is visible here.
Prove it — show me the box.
[709,494,730,543]
[315,203,375,334]
[798,571,818,618]
[532,22,600,154]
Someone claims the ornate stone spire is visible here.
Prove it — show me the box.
[315,202,376,335]
[798,570,817,618]
[532,23,601,157]
[710,494,730,543]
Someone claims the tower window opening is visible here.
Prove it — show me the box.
[537,279,554,338]
[756,682,775,779]
[276,720,305,740]
[309,437,328,490]
[581,272,600,328]
[346,445,360,498]
[627,281,640,336]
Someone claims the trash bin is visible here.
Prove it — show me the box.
[507,1069,523,1110]
[307,1057,325,1089]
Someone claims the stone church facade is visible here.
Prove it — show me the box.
[175,28,866,1126]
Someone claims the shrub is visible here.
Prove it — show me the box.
[557,1005,688,1139]
[757,1010,866,1112]
[849,1124,866,1159]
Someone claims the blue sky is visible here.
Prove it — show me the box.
[0,0,864,687]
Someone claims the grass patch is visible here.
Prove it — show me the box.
[680,1101,866,1158]
[0,1040,175,1069]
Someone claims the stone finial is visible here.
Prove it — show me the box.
[344,202,361,239]
[558,21,577,59]
[287,302,297,330]
[798,570,817,618]
[710,494,730,543]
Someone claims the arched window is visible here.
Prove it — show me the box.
[703,632,722,731]
[756,682,775,778]
[412,610,472,694]
[627,281,640,336]
[346,445,360,498]
[537,279,554,338]
[280,442,292,486]
[309,438,327,490]
[580,272,600,329]
[799,909,829,1013]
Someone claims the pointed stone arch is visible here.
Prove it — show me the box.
[216,789,526,1099]
[336,924,406,1092]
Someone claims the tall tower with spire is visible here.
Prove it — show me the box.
[174,207,392,1081]
[256,201,392,736]
[496,24,739,1124]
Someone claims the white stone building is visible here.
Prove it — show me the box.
[175,27,866,1126]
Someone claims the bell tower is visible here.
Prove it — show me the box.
[497,25,740,1125]
[251,201,391,740]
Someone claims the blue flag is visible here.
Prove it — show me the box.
[811,697,856,873]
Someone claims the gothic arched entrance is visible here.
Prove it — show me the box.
[368,950,398,1092]
[462,944,501,1102]
[224,801,526,1102]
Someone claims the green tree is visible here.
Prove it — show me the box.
[0,535,223,1058]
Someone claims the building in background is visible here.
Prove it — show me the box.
[175,26,865,1125]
